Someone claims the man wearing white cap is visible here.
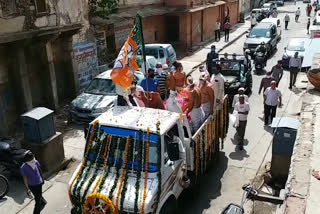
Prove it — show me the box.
[264,81,282,125]
[210,66,225,110]
[232,87,249,109]
[200,73,215,120]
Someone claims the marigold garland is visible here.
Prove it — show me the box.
[115,136,131,212]
[68,121,98,205]
[84,192,116,214]
[141,128,150,214]
[109,138,123,199]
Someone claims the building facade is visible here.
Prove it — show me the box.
[0,0,89,135]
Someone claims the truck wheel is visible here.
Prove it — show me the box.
[160,198,177,214]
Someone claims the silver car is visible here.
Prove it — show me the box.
[282,38,310,68]
[70,70,144,123]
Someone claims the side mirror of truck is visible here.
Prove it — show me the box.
[167,142,180,161]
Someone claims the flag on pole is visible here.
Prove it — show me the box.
[111,14,146,90]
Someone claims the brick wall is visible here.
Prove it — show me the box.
[203,6,220,41]
[226,1,239,25]
[142,15,166,43]
[191,11,202,45]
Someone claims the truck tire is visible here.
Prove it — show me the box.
[160,198,177,214]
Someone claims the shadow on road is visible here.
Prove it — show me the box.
[229,146,250,160]
[178,152,228,214]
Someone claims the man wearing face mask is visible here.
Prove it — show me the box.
[264,81,282,126]
[141,68,160,92]
[258,71,275,95]
[21,152,47,214]
[155,62,168,100]
[200,73,215,120]
[206,45,218,76]
[210,66,225,110]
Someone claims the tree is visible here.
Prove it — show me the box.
[89,0,119,18]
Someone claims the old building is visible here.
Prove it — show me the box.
[0,0,89,135]
[91,0,240,70]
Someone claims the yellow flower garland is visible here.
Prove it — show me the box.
[141,128,150,214]
[115,136,131,212]
[68,120,99,202]
[84,192,116,214]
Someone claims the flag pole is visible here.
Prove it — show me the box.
[136,14,149,94]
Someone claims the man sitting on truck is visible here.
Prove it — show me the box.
[199,73,215,120]
[186,81,204,134]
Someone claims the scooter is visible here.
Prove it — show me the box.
[254,51,266,75]
[0,137,29,178]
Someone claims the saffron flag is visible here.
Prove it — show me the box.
[111,14,146,90]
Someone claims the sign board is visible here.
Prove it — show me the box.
[73,41,99,91]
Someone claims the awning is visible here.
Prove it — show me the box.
[271,117,300,130]
[302,38,320,67]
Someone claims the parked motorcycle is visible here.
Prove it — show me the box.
[254,51,266,74]
[0,174,9,199]
[0,137,29,178]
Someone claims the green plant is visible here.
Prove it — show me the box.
[89,0,119,18]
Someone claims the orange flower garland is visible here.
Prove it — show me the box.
[141,128,150,214]
[91,135,112,193]
[68,120,99,202]
[115,136,131,212]
[84,193,116,214]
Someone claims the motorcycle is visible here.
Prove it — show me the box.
[254,51,266,74]
[0,174,9,199]
[0,137,29,178]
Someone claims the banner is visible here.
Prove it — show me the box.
[111,14,146,90]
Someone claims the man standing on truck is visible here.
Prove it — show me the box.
[206,45,219,76]
[199,73,215,120]
[210,66,225,110]
[141,68,160,92]
[187,82,204,134]
[234,95,250,150]
[155,62,168,100]
[284,14,290,30]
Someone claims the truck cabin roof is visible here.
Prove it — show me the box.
[91,106,182,135]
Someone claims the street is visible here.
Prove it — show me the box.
[0,1,314,214]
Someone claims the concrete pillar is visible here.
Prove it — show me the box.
[17,47,33,111]
[46,41,59,110]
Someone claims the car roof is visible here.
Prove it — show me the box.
[261,18,280,25]
[252,9,262,11]
[254,22,275,29]
[287,38,309,46]
[263,3,272,6]
[145,44,172,49]
[96,69,112,79]
[93,106,181,135]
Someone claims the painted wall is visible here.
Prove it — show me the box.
[203,6,220,41]
[226,1,239,25]
[142,15,167,44]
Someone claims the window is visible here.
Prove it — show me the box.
[145,48,158,58]
[167,46,175,57]
[159,49,165,58]
[34,0,47,13]
[0,1,17,17]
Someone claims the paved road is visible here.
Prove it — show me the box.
[180,2,309,214]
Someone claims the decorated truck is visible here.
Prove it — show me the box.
[68,96,229,214]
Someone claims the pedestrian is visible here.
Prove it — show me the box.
[215,19,221,41]
[155,62,168,100]
[288,52,302,89]
[295,7,301,22]
[206,45,218,76]
[210,66,225,110]
[284,14,290,30]
[234,95,250,150]
[307,18,311,34]
[264,81,282,126]
[258,71,275,95]
[141,68,160,92]
[308,4,312,17]
[21,152,47,214]
[271,60,284,87]
[232,87,249,109]
[251,15,257,29]
[224,19,232,42]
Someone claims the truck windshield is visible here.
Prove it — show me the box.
[86,126,160,172]
[249,28,271,38]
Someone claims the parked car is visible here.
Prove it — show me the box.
[314,10,320,25]
[251,8,265,22]
[261,17,282,39]
[137,55,158,74]
[282,38,309,68]
[144,44,177,67]
[262,2,277,16]
[70,70,145,123]
[243,22,280,56]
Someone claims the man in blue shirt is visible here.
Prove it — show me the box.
[141,68,160,92]
[206,45,219,76]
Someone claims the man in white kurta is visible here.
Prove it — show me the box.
[210,66,225,110]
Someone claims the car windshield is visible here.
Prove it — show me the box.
[217,61,241,76]
[249,28,271,38]
[287,42,305,51]
[145,48,158,58]
[85,78,116,95]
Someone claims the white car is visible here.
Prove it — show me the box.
[144,44,177,67]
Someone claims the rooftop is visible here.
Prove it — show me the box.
[93,106,181,135]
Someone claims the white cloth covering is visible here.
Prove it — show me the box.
[167,90,183,113]
[190,107,205,133]
[201,102,211,120]
[210,73,225,110]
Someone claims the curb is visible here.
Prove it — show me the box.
[188,30,248,74]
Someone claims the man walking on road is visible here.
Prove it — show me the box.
[206,45,218,76]
[289,52,302,89]
[234,95,250,150]
[271,60,284,87]
[295,7,301,22]
[232,87,249,110]
[259,71,275,95]
[224,19,232,42]
[264,81,282,126]
[284,14,290,30]
[307,18,311,34]
[215,19,221,41]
